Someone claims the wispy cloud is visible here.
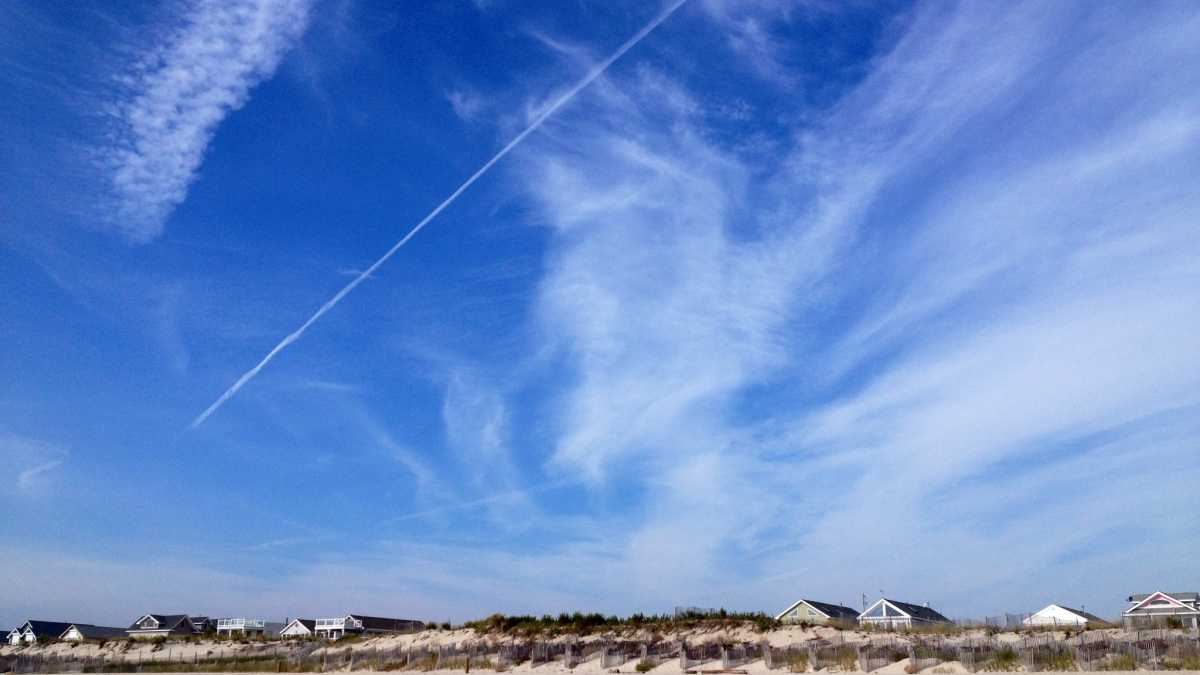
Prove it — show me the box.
[0,432,68,496]
[513,0,1200,617]
[101,0,313,242]
[445,87,487,122]
[17,460,64,492]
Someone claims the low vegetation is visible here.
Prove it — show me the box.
[462,609,780,636]
[981,646,1020,672]
[1043,650,1077,671]
[1097,653,1136,671]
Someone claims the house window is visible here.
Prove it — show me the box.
[141,618,158,629]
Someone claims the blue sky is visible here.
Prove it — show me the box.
[2,0,1198,628]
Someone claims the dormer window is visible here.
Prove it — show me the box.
[140,618,158,629]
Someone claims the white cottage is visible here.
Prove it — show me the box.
[126,614,197,639]
[1122,591,1199,629]
[215,618,284,637]
[858,598,951,629]
[12,621,72,645]
[313,615,424,640]
[280,619,316,638]
[1023,604,1106,627]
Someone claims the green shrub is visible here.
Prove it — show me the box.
[982,647,1019,672]
[1044,650,1077,671]
[636,659,656,672]
[1099,654,1136,671]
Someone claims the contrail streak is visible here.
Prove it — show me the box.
[382,478,578,524]
[189,0,689,429]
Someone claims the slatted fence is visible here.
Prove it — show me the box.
[3,630,1198,673]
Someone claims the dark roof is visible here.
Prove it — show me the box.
[885,599,951,623]
[293,619,316,630]
[1055,606,1107,624]
[65,624,128,639]
[127,614,193,631]
[1128,592,1199,602]
[803,600,860,621]
[21,621,73,638]
[347,615,425,631]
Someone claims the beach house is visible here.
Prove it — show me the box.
[188,617,216,633]
[126,614,198,639]
[6,628,22,646]
[11,620,72,645]
[59,624,128,642]
[1023,604,1106,627]
[775,599,860,625]
[858,598,951,629]
[1122,591,1200,629]
[216,618,284,637]
[313,615,424,640]
[280,619,316,638]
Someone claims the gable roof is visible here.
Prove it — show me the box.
[61,624,128,640]
[1033,604,1106,624]
[806,599,860,621]
[127,614,193,631]
[1053,605,1107,624]
[20,620,73,638]
[886,599,951,623]
[282,619,315,632]
[860,598,950,623]
[777,599,860,621]
[1128,591,1198,604]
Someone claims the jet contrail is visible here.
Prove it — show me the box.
[190,0,690,429]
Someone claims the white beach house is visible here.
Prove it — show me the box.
[1023,604,1106,627]
[215,618,284,637]
[1122,591,1200,629]
[126,614,198,639]
[279,619,316,638]
[313,615,424,640]
[858,598,951,629]
[11,621,72,645]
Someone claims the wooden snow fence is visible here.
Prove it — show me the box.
[564,641,604,668]
[858,637,908,673]
[600,641,642,668]
[679,641,722,670]
[763,643,810,671]
[719,642,760,668]
[956,638,1000,672]
[909,637,956,672]
[810,638,857,671]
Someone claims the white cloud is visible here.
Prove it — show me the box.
[445,87,487,122]
[17,460,63,492]
[0,432,68,496]
[102,0,312,242]
[512,0,1200,618]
